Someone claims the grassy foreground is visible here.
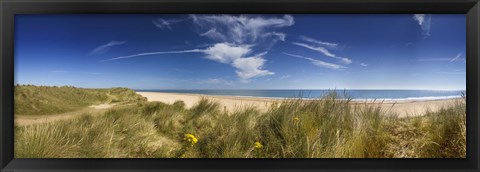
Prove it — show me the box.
[14,86,466,158]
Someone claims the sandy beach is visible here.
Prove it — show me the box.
[137,92,462,117]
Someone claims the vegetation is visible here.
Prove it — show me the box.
[14,86,466,158]
[14,85,146,115]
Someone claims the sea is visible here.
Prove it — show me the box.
[136,89,465,101]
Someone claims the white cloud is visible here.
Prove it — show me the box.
[90,41,126,55]
[102,49,203,62]
[189,15,294,81]
[104,43,274,82]
[414,58,451,62]
[338,58,352,65]
[51,70,67,73]
[265,32,287,41]
[203,43,274,82]
[413,14,426,25]
[449,53,463,62]
[413,14,432,37]
[292,42,352,64]
[152,18,181,30]
[106,15,292,82]
[280,75,291,79]
[200,28,227,41]
[300,36,338,48]
[233,57,274,82]
[293,42,335,57]
[414,53,465,63]
[282,52,346,70]
[360,63,368,67]
[202,43,251,63]
[190,14,294,44]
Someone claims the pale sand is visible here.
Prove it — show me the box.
[15,103,117,126]
[137,92,462,117]
[89,103,115,110]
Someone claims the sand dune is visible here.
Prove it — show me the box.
[137,92,461,117]
[15,103,117,126]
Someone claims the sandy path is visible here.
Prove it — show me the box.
[137,92,461,117]
[15,103,115,126]
[89,103,115,110]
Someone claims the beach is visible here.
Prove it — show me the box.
[137,92,462,117]
[13,86,466,158]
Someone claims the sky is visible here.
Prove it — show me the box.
[15,14,466,90]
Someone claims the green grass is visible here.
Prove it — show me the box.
[15,105,178,158]
[14,86,466,158]
[14,85,146,115]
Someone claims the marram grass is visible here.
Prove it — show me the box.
[14,87,466,158]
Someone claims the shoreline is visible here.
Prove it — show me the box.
[137,91,462,117]
[137,91,462,102]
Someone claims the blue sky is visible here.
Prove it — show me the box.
[15,14,466,90]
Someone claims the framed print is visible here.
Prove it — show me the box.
[1,0,479,171]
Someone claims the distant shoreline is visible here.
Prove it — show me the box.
[135,90,462,103]
[137,91,462,117]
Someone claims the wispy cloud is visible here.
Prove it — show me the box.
[449,53,463,62]
[282,52,346,70]
[190,15,295,81]
[89,41,126,55]
[293,42,334,56]
[292,42,352,64]
[300,36,338,49]
[280,75,291,80]
[104,43,274,82]
[102,49,203,62]
[106,15,294,83]
[414,58,452,62]
[413,14,432,37]
[360,63,368,67]
[190,14,294,44]
[200,28,227,41]
[152,18,182,30]
[265,32,287,41]
[414,52,465,63]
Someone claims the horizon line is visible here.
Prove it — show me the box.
[14,84,465,91]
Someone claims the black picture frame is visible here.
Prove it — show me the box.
[1,0,479,171]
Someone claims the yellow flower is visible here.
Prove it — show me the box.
[184,134,198,146]
[293,117,300,121]
[254,141,263,149]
